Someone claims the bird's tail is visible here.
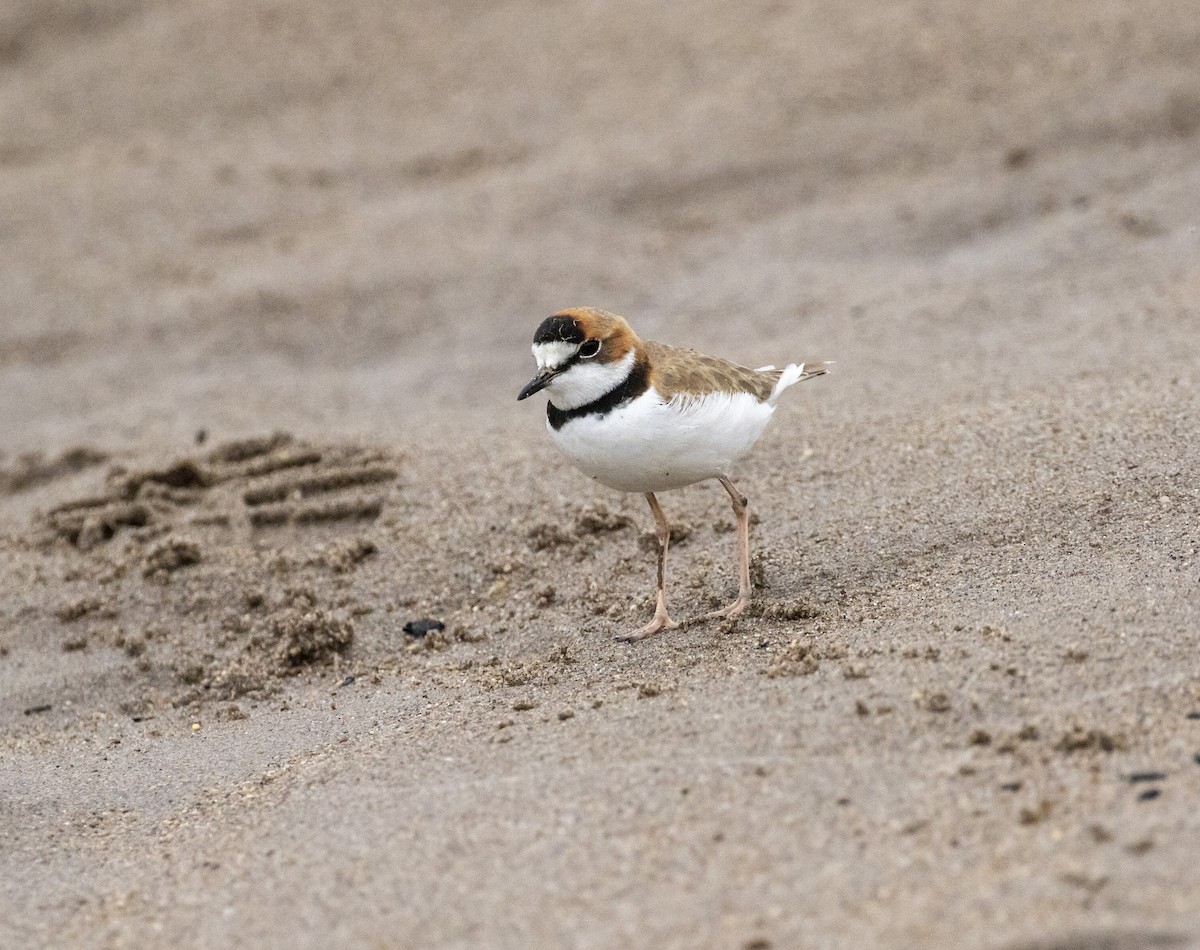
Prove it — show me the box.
[766,360,833,407]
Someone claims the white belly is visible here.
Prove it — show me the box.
[548,387,776,493]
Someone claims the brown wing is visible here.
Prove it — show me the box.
[642,339,780,403]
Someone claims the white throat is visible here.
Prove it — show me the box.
[545,348,637,411]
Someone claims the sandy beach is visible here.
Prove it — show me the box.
[2,0,1199,947]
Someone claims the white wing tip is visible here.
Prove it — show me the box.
[768,360,833,405]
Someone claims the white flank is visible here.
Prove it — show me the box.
[549,385,777,493]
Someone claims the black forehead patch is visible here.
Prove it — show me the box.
[532,315,585,345]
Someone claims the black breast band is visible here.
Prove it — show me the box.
[547,360,650,431]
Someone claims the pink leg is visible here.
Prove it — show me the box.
[616,492,680,642]
[705,476,752,620]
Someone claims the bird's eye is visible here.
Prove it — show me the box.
[579,339,601,359]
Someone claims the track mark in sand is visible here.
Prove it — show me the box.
[42,499,152,550]
[243,463,397,504]
[0,446,109,495]
[242,463,396,528]
[248,496,384,528]
[34,432,399,549]
[23,433,402,709]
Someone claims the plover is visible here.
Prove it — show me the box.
[518,307,829,641]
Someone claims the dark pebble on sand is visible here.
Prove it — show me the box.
[999,782,1022,792]
[339,675,355,687]
[1137,788,1161,801]
[23,704,52,716]
[1127,771,1167,783]
[403,619,445,638]
[1187,711,1200,720]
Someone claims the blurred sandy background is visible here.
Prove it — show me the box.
[2,1,1198,947]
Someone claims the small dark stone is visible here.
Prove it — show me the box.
[1187,711,1200,720]
[1127,771,1167,784]
[403,618,445,638]
[999,782,1022,792]
[23,703,52,716]
[1137,788,1162,802]
[339,675,355,688]
[194,428,208,445]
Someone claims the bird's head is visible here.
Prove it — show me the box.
[517,307,640,410]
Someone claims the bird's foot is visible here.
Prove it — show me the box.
[703,595,749,621]
[615,614,679,643]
